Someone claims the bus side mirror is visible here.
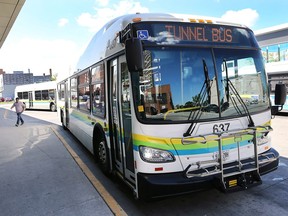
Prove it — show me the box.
[275,84,287,106]
[272,84,287,115]
[125,38,143,73]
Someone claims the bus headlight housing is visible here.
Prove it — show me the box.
[139,146,175,163]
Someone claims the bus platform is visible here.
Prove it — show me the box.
[0,105,114,216]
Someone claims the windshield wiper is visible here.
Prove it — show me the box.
[223,59,255,127]
[183,59,213,137]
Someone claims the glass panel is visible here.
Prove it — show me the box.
[23,92,28,99]
[132,47,269,123]
[79,86,90,111]
[48,89,55,100]
[92,83,105,117]
[121,61,134,171]
[35,91,41,100]
[279,42,288,61]
[91,64,104,83]
[261,47,267,63]
[214,48,269,117]
[267,45,279,63]
[79,71,89,84]
[133,47,217,122]
[59,84,65,100]
[42,90,49,100]
[71,77,78,108]
[91,63,105,117]
[17,92,23,99]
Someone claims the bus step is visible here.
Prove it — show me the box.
[217,171,262,193]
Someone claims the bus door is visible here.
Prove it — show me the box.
[28,91,33,108]
[110,56,135,184]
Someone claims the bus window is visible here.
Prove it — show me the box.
[91,64,105,117]
[91,64,104,82]
[59,84,65,100]
[17,92,23,99]
[35,91,41,100]
[79,86,90,111]
[49,89,55,100]
[23,92,28,99]
[92,84,105,117]
[42,90,49,100]
[71,77,78,108]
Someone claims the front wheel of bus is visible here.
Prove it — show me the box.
[97,137,110,175]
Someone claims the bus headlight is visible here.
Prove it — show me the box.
[139,146,175,163]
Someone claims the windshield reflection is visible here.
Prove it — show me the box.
[132,47,269,122]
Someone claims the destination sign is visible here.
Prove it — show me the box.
[164,25,233,43]
[133,22,256,47]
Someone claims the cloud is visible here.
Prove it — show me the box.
[221,8,259,28]
[58,18,69,27]
[0,38,80,80]
[77,0,149,32]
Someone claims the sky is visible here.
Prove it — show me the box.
[0,0,288,81]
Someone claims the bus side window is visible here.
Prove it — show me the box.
[91,63,105,118]
[92,84,105,117]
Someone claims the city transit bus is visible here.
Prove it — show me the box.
[57,13,286,199]
[15,81,57,111]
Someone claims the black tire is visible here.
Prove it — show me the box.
[50,103,56,112]
[97,136,110,175]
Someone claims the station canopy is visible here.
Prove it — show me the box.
[0,0,25,49]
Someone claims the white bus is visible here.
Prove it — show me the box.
[57,13,286,199]
[15,81,57,111]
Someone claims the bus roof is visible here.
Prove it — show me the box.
[76,13,249,71]
[15,81,57,92]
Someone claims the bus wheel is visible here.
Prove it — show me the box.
[50,104,56,112]
[97,137,110,174]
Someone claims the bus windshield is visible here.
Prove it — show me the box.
[132,47,269,122]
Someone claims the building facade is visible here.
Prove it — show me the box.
[0,70,51,99]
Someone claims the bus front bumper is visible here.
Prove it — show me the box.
[137,148,279,200]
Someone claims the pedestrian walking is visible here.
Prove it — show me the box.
[10,97,25,127]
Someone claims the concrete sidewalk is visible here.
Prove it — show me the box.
[0,106,113,216]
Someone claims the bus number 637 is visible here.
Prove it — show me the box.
[213,123,230,133]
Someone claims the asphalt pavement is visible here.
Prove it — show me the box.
[0,105,114,216]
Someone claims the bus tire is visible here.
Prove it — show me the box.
[96,135,110,175]
[50,103,56,112]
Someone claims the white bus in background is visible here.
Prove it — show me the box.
[15,81,57,111]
